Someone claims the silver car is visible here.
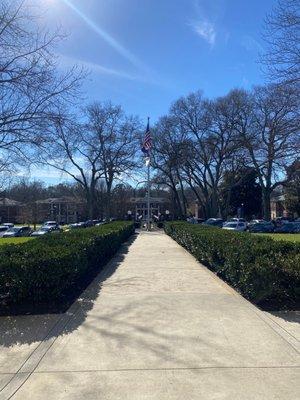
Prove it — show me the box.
[2,226,32,238]
[223,221,247,232]
[0,225,9,237]
[31,226,62,236]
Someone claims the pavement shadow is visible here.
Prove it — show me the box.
[0,231,227,372]
[268,310,300,324]
[0,234,138,348]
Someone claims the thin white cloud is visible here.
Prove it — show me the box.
[190,0,229,47]
[58,54,144,82]
[192,20,216,46]
[57,54,163,86]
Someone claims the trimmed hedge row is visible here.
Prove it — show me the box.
[0,221,134,306]
[165,222,300,307]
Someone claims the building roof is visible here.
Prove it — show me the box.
[130,197,168,204]
[35,196,84,205]
[0,198,22,207]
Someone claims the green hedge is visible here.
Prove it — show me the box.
[165,222,300,307]
[0,221,134,306]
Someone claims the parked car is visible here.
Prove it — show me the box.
[95,221,107,226]
[2,226,32,238]
[292,222,300,233]
[248,219,266,229]
[67,222,82,230]
[273,217,292,226]
[68,221,88,229]
[0,225,9,237]
[249,221,274,233]
[31,226,62,237]
[223,221,247,232]
[3,223,14,228]
[203,218,224,227]
[274,222,295,233]
[187,216,198,224]
[228,218,247,223]
[84,220,95,227]
[43,221,59,228]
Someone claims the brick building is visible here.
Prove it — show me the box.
[34,197,86,224]
[0,197,23,224]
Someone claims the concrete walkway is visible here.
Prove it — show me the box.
[0,231,299,399]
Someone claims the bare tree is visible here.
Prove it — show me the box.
[170,91,241,217]
[0,1,83,177]
[262,0,300,85]
[85,102,140,217]
[39,114,101,218]
[236,84,300,219]
[40,103,140,219]
[152,116,189,218]
[284,159,300,215]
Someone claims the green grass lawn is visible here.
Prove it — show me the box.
[0,237,34,245]
[255,233,300,242]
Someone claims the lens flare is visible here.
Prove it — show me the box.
[61,0,144,70]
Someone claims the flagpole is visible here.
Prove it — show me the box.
[147,153,151,231]
[146,116,151,231]
[141,116,151,231]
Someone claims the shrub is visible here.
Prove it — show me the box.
[165,222,300,307]
[0,221,134,307]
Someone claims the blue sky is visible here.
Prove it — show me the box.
[24,0,276,184]
[34,0,276,121]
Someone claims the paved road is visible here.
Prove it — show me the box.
[0,231,299,399]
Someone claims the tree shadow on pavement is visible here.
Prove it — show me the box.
[269,310,300,323]
[0,234,138,348]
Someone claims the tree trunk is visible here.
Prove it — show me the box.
[262,188,271,220]
[210,189,219,218]
[223,188,231,220]
[172,187,184,218]
[105,180,113,219]
[86,188,97,220]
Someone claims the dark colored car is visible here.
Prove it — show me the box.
[249,222,274,233]
[274,222,295,233]
[273,217,293,226]
[291,222,300,233]
[85,220,95,227]
[2,226,32,238]
[203,218,224,228]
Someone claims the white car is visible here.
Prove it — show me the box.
[31,226,62,236]
[43,221,58,227]
[228,218,247,223]
[3,223,14,228]
[222,221,247,232]
[0,225,9,237]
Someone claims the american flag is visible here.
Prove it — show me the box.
[141,117,152,155]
